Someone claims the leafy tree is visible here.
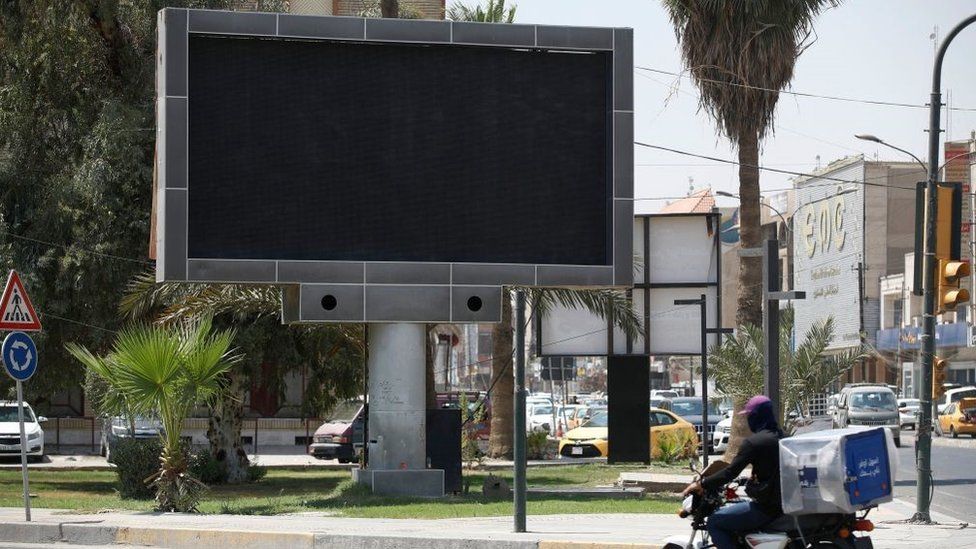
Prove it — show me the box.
[67,317,239,512]
[660,0,839,328]
[447,0,516,23]
[0,0,253,409]
[709,307,862,458]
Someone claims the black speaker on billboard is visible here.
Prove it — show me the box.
[607,355,650,464]
[426,408,462,494]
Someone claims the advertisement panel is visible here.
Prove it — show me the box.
[793,161,865,351]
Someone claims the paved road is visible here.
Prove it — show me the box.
[895,434,976,523]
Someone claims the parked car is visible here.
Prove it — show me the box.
[527,403,555,433]
[568,405,606,430]
[712,416,732,454]
[0,401,45,461]
[897,398,921,430]
[558,408,696,459]
[937,397,976,439]
[832,384,900,447]
[650,389,679,400]
[100,415,163,461]
[553,404,580,437]
[309,400,364,463]
[649,396,672,411]
[669,397,722,452]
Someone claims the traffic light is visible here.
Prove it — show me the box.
[933,357,948,399]
[935,183,970,313]
[937,259,971,313]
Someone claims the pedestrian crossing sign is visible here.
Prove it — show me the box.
[0,271,41,332]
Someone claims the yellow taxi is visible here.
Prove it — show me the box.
[558,408,697,459]
[938,397,976,438]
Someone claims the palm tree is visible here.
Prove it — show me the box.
[120,271,364,484]
[67,318,239,512]
[447,0,516,23]
[709,307,862,458]
[661,0,839,328]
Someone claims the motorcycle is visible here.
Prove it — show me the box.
[662,460,875,549]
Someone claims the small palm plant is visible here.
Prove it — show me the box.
[709,307,863,458]
[67,317,239,512]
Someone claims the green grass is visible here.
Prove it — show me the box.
[0,465,679,518]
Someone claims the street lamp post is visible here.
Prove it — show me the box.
[916,13,976,524]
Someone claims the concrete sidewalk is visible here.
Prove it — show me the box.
[0,499,970,549]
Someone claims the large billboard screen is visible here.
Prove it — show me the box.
[156,9,633,297]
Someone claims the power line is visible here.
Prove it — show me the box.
[635,65,976,113]
[0,230,153,266]
[634,141,919,193]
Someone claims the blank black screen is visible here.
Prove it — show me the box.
[187,35,611,264]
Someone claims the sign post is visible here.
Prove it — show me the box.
[2,331,39,522]
[0,270,42,522]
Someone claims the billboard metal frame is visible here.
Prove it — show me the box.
[155,9,634,301]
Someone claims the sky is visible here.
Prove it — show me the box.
[508,0,976,213]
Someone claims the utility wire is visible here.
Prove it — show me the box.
[635,65,976,113]
[0,230,154,266]
[635,141,920,193]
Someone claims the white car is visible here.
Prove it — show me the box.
[712,416,732,453]
[527,404,555,433]
[0,401,45,460]
[897,398,921,430]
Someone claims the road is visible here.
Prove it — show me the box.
[895,435,976,523]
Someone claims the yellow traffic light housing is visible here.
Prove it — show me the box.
[937,259,971,313]
[933,357,948,399]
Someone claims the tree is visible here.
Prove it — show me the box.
[0,0,260,410]
[661,0,839,328]
[709,307,862,458]
[447,0,516,23]
[67,317,239,512]
[120,271,364,484]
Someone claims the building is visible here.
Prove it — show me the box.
[791,156,919,385]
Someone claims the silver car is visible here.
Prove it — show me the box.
[833,385,901,447]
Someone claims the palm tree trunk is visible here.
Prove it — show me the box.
[488,289,514,458]
[207,370,250,483]
[736,129,763,329]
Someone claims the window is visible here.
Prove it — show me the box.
[653,412,676,426]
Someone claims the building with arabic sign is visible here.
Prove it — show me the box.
[792,156,919,385]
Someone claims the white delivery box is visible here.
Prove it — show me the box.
[779,427,897,515]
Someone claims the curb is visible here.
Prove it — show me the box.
[931,436,976,449]
[0,521,663,549]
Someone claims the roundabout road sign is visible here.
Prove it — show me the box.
[2,332,37,382]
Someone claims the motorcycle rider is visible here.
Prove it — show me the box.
[681,395,784,549]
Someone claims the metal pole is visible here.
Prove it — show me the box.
[513,289,527,533]
[699,295,709,467]
[16,381,31,521]
[917,13,976,523]
[763,238,781,421]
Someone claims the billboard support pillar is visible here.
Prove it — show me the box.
[513,289,527,533]
[363,323,443,497]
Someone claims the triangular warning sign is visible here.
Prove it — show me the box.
[0,271,42,332]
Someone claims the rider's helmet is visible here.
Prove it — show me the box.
[739,395,778,433]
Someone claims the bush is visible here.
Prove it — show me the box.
[247,462,268,483]
[526,430,550,459]
[654,430,698,464]
[111,438,162,499]
[190,449,227,485]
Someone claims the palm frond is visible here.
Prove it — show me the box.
[527,287,643,341]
